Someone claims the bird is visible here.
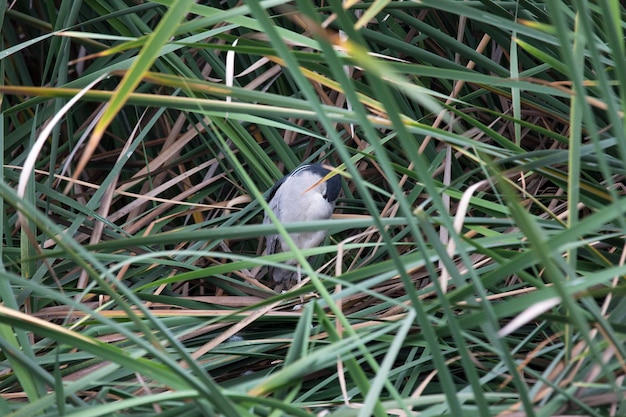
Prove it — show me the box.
[263,163,342,285]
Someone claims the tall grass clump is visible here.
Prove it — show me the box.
[1,0,625,416]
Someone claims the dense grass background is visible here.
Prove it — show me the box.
[1,0,626,416]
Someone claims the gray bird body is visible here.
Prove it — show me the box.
[264,164,341,283]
